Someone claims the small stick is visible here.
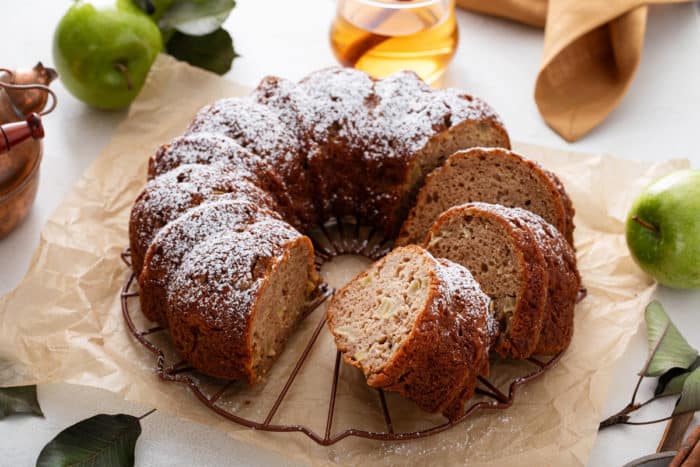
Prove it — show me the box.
[632,216,660,236]
[113,63,134,91]
[138,408,157,420]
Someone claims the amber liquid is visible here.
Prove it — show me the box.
[330,0,458,85]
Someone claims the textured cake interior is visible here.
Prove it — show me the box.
[416,121,510,181]
[397,122,509,226]
[330,250,433,376]
[250,240,314,379]
[427,213,520,335]
[404,151,559,244]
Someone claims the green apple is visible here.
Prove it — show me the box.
[626,169,700,289]
[53,1,163,110]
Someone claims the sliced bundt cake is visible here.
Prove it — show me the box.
[129,164,278,275]
[166,218,319,383]
[327,245,493,416]
[128,67,520,386]
[397,147,574,246]
[424,203,549,359]
[139,200,282,324]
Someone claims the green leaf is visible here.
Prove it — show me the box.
[655,357,700,397]
[674,367,700,415]
[159,0,235,36]
[36,414,142,467]
[641,301,698,377]
[166,28,238,75]
[0,385,43,419]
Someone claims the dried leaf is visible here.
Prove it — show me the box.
[674,367,700,415]
[0,385,43,419]
[641,301,698,377]
[36,414,142,467]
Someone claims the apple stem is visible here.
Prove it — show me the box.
[113,63,133,91]
[632,215,660,236]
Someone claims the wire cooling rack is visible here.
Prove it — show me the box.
[121,216,564,445]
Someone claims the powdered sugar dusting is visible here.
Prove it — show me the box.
[149,133,267,180]
[432,253,495,342]
[131,164,277,259]
[142,200,282,293]
[186,97,309,183]
[167,218,302,327]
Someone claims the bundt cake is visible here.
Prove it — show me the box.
[424,202,579,358]
[326,246,493,417]
[396,147,575,247]
[128,68,513,387]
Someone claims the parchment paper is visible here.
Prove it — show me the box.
[0,55,690,466]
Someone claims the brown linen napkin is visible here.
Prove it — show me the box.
[457,0,692,142]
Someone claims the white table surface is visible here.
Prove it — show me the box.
[2,1,700,465]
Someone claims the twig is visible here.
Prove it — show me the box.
[632,216,660,236]
[138,408,157,420]
[599,388,679,430]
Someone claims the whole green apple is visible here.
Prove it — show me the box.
[53,1,163,110]
[626,169,700,289]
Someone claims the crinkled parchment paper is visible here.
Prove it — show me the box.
[0,55,690,466]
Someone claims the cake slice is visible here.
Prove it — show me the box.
[128,163,278,275]
[166,219,318,383]
[138,199,281,324]
[424,203,549,359]
[512,209,580,354]
[397,147,575,246]
[327,245,493,416]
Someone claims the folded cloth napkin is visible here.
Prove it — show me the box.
[457,0,692,142]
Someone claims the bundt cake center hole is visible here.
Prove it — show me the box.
[319,254,373,291]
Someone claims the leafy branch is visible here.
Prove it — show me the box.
[600,301,700,429]
[132,0,239,75]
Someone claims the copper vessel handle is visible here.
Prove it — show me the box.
[0,81,57,154]
[0,81,57,117]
